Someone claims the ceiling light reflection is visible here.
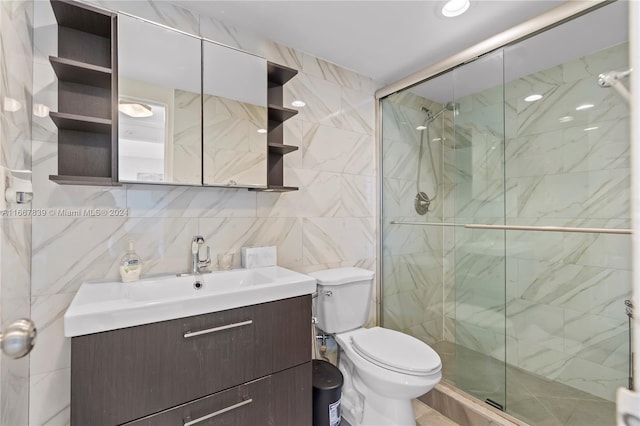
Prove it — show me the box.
[576,104,594,111]
[33,103,50,118]
[524,94,543,102]
[3,97,22,112]
[118,101,153,118]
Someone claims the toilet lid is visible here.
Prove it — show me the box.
[351,327,441,376]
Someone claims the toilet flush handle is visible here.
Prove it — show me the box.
[323,290,333,297]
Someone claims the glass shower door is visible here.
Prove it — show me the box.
[450,50,507,409]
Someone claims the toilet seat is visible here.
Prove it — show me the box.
[350,327,441,376]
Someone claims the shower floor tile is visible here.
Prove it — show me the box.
[431,341,617,426]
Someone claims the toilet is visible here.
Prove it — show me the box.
[309,267,442,426]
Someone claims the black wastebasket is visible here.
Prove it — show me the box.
[312,359,344,426]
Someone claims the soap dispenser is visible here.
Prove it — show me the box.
[119,241,142,283]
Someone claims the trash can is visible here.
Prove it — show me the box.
[312,359,344,426]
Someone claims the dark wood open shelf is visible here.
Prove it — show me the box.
[49,56,111,88]
[260,61,300,192]
[267,62,298,86]
[50,0,117,187]
[49,112,112,134]
[49,175,119,186]
[51,0,112,37]
[268,143,299,155]
[249,185,299,193]
[268,104,298,122]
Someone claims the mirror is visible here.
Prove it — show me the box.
[118,15,202,185]
[202,41,268,187]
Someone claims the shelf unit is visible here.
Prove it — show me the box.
[48,0,119,185]
[250,62,299,192]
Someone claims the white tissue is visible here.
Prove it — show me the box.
[241,246,277,268]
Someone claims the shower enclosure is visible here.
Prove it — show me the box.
[380,2,631,425]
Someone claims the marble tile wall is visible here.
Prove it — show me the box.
[172,89,202,184]
[501,42,631,401]
[382,41,630,405]
[202,96,267,186]
[381,91,447,344]
[442,63,507,362]
[445,43,631,402]
[0,1,33,425]
[30,1,375,424]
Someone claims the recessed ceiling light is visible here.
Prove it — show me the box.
[584,126,599,131]
[257,128,267,134]
[119,101,153,118]
[442,0,470,17]
[559,116,574,123]
[291,100,306,108]
[524,94,543,102]
[576,103,594,111]
[416,125,427,131]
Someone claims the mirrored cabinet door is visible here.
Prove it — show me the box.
[202,41,268,187]
[118,15,202,185]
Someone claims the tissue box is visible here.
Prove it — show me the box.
[241,246,277,268]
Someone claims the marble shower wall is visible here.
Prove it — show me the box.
[444,43,631,402]
[381,91,447,345]
[30,1,375,424]
[380,41,630,403]
[502,42,631,401]
[0,1,33,425]
[441,54,507,359]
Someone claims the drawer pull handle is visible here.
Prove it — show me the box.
[183,320,253,338]
[183,398,253,426]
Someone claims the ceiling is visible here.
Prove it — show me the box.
[411,0,628,103]
[177,0,567,85]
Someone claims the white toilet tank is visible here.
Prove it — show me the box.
[309,267,375,334]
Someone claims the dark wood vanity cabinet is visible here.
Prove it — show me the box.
[70,296,312,426]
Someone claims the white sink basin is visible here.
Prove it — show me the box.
[64,266,317,337]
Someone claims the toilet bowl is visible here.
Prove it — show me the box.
[335,327,441,426]
[309,268,442,426]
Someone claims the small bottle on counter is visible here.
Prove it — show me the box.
[119,241,142,283]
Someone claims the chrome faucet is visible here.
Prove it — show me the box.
[191,235,211,274]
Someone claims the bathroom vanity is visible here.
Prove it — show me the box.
[64,267,316,425]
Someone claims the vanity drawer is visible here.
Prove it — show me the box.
[71,295,311,426]
[123,362,312,426]
[123,375,272,426]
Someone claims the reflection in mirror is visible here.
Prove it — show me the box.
[202,41,267,187]
[118,100,166,182]
[118,15,202,185]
